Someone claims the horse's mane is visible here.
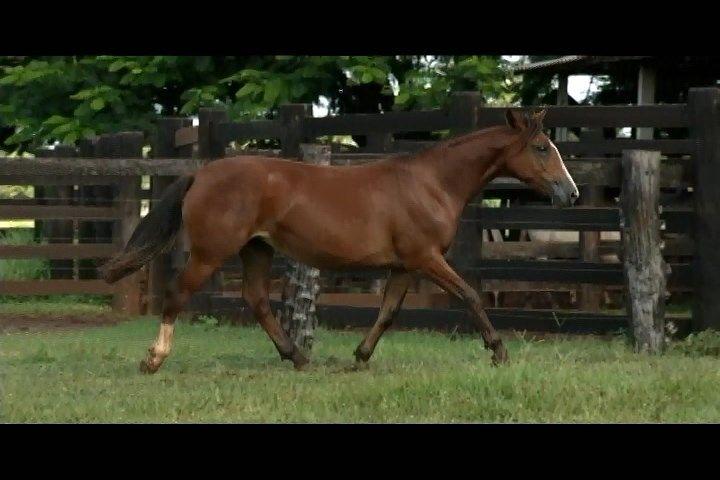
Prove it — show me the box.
[375,110,545,164]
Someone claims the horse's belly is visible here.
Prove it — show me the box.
[259,225,398,270]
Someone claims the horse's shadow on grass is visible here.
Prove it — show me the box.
[207,352,374,375]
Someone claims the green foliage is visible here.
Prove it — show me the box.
[671,330,720,358]
[0,56,517,152]
[394,56,514,110]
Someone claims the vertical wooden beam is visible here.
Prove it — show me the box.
[578,127,604,311]
[637,65,656,140]
[448,92,484,305]
[147,117,193,315]
[556,74,569,142]
[279,104,312,158]
[111,132,144,314]
[198,107,229,160]
[687,87,720,331]
[84,135,117,281]
[78,136,99,280]
[197,107,229,310]
[621,150,666,353]
[35,145,76,280]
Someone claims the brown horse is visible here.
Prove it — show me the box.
[101,108,578,374]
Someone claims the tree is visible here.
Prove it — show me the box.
[0,56,517,153]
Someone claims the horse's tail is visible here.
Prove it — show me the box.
[99,175,195,284]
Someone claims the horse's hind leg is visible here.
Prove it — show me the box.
[140,250,220,374]
[354,269,412,363]
[240,238,309,369]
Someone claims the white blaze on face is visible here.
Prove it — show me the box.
[549,140,579,197]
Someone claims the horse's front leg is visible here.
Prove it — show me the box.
[354,269,412,363]
[418,252,508,365]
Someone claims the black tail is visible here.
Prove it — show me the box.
[100,175,195,284]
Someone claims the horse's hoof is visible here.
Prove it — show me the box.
[353,360,370,371]
[491,344,509,366]
[139,359,158,374]
[353,345,371,363]
[291,350,310,371]
[293,358,310,371]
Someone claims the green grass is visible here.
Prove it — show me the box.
[2,317,720,423]
[0,298,111,315]
[0,229,49,281]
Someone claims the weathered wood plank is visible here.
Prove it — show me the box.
[0,156,688,189]
[218,120,284,143]
[304,109,451,137]
[556,139,694,156]
[688,88,720,331]
[464,206,692,233]
[174,125,198,148]
[475,105,688,128]
[0,157,202,177]
[479,238,693,259]
[0,205,118,220]
[0,280,115,295]
[464,260,691,287]
[0,244,116,259]
[621,150,667,352]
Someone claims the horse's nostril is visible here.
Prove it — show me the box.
[571,191,578,198]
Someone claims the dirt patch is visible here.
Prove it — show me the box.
[0,312,132,334]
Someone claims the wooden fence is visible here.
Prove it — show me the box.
[2,88,718,335]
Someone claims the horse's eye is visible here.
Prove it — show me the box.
[534,144,548,153]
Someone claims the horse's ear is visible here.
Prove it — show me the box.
[505,109,528,131]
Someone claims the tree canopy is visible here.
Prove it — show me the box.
[0,56,518,153]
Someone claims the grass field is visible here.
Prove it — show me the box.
[3,312,720,423]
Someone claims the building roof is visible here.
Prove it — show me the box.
[511,56,652,74]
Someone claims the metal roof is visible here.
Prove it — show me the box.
[511,56,652,74]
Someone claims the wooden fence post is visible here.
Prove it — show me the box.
[35,145,76,280]
[578,127,604,311]
[108,132,144,314]
[198,107,228,160]
[449,92,484,304]
[279,104,312,158]
[278,143,330,353]
[147,117,193,314]
[196,107,229,312]
[83,136,115,280]
[620,150,667,353]
[688,87,720,331]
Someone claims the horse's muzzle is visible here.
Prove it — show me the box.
[551,181,579,207]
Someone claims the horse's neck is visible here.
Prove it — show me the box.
[410,127,512,208]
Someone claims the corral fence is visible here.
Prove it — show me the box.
[1,88,718,336]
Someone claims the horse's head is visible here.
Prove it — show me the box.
[501,109,579,207]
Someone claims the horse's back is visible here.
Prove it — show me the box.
[183,154,404,268]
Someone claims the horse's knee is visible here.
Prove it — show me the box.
[243,288,271,317]
[461,288,484,311]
